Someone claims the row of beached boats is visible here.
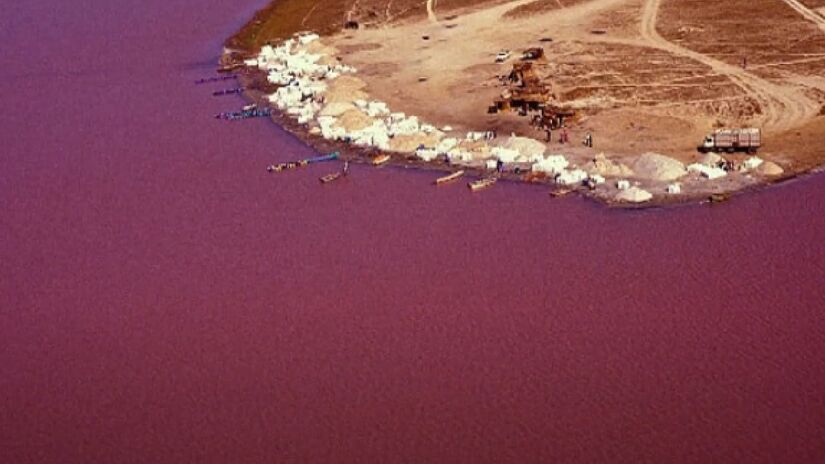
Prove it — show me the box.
[320,154,386,183]
[215,107,272,121]
[212,87,244,97]
[435,170,497,191]
[288,158,726,201]
[268,152,501,191]
[368,155,496,190]
[266,152,340,173]
[195,74,237,85]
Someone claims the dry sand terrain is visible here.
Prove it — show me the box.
[229,0,825,195]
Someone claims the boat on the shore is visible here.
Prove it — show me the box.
[215,107,272,121]
[195,74,237,84]
[319,172,342,183]
[267,152,339,173]
[372,154,390,166]
[218,63,243,73]
[550,187,574,198]
[435,170,465,185]
[212,87,244,97]
[521,172,546,183]
[468,177,497,191]
[708,193,731,203]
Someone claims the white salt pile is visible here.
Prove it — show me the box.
[615,186,653,203]
[687,163,727,180]
[556,169,588,186]
[503,136,546,161]
[757,161,784,176]
[584,153,634,178]
[741,156,764,171]
[698,152,723,167]
[532,155,569,175]
[632,152,686,181]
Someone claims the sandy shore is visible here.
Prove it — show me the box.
[222,0,825,206]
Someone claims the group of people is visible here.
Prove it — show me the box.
[542,127,593,147]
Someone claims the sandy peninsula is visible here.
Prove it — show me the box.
[224,0,825,205]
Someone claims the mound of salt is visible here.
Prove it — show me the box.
[615,186,653,203]
[320,102,356,117]
[584,153,634,177]
[503,136,546,160]
[389,133,442,153]
[325,88,369,104]
[329,75,367,90]
[532,155,569,175]
[632,152,686,181]
[334,109,373,132]
[304,40,337,57]
[699,152,723,167]
[757,161,784,176]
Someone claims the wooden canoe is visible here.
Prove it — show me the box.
[435,170,465,185]
[468,177,497,191]
[709,193,730,203]
[319,172,343,183]
[372,154,391,166]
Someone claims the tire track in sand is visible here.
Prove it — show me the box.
[641,0,818,131]
[781,0,825,31]
[426,0,438,22]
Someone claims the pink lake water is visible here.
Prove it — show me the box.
[1,0,825,462]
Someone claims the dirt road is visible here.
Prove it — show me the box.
[427,0,438,22]
[781,0,825,31]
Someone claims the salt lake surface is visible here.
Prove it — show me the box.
[1,0,824,462]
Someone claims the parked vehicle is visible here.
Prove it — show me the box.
[495,50,512,63]
[521,47,544,60]
[700,128,761,153]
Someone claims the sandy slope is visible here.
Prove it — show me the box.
[782,0,825,31]
[638,0,819,131]
[331,0,824,144]
[427,0,438,21]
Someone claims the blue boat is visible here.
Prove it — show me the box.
[267,152,339,173]
[306,152,339,164]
